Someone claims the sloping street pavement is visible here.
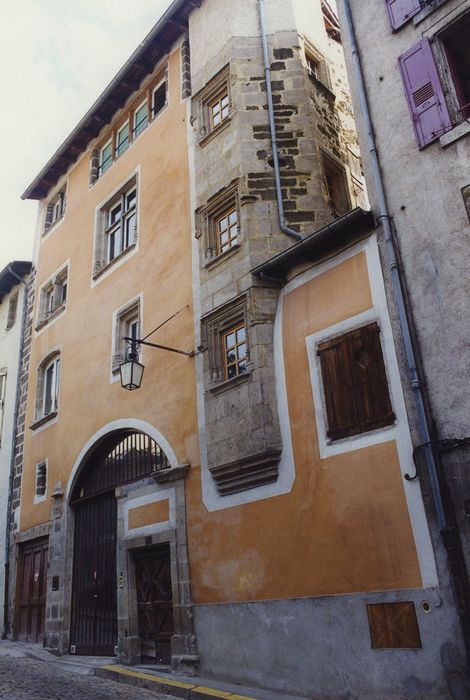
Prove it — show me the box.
[0,642,175,700]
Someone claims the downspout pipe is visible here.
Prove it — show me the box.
[3,266,29,638]
[257,0,303,242]
[341,0,470,670]
[341,0,446,529]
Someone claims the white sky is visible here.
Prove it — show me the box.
[0,0,173,271]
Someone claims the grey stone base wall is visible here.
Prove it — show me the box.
[193,589,467,699]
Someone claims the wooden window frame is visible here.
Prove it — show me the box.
[317,322,395,442]
[222,323,247,380]
[202,295,250,390]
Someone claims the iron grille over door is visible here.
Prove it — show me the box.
[70,493,117,655]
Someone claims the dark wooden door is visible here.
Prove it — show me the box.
[134,545,174,664]
[17,538,48,643]
[70,492,117,655]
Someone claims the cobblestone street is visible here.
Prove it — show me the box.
[0,656,175,700]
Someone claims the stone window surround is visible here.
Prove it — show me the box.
[111,294,143,379]
[34,459,48,504]
[320,148,352,219]
[6,291,18,331]
[89,64,168,185]
[30,348,61,431]
[201,293,251,393]
[195,180,241,263]
[36,263,69,332]
[93,172,139,280]
[192,64,233,146]
[300,36,332,92]
[43,183,67,236]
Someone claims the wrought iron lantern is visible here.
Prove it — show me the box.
[120,346,145,391]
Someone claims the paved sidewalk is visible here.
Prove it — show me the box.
[0,640,309,700]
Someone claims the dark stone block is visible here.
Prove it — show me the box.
[273,48,294,59]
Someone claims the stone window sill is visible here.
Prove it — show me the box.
[440,120,470,148]
[35,303,66,332]
[93,243,136,280]
[204,243,241,271]
[42,215,65,238]
[413,0,448,26]
[152,463,190,484]
[30,411,58,431]
[197,112,234,148]
[208,370,251,396]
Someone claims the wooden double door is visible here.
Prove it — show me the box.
[17,537,48,643]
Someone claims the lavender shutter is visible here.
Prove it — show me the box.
[398,39,452,149]
[385,0,421,30]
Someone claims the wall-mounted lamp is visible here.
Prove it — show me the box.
[119,337,194,391]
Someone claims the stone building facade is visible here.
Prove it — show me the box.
[9,0,467,698]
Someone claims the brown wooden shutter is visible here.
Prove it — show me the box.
[346,323,395,432]
[318,335,360,440]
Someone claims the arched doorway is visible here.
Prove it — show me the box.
[69,430,170,655]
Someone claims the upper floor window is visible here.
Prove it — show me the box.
[116,122,129,158]
[223,324,247,380]
[106,186,136,263]
[37,266,68,329]
[385,0,448,30]
[152,79,167,118]
[112,297,141,373]
[321,152,351,219]
[317,323,395,441]
[94,175,138,278]
[196,181,240,263]
[44,186,66,234]
[99,140,113,177]
[6,292,18,331]
[32,353,61,428]
[90,70,168,184]
[133,100,148,139]
[302,40,331,90]
[398,15,470,149]
[193,65,232,144]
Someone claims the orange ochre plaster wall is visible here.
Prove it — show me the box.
[20,48,199,532]
[186,251,422,604]
[128,500,170,530]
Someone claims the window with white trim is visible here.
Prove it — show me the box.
[34,353,60,425]
[94,176,138,277]
[116,122,129,158]
[99,140,113,177]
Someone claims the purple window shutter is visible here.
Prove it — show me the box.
[398,39,452,149]
[385,0,421,30]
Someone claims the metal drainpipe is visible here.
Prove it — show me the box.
[257,0,303,242]
[3,267,29,638]
[341,0,470,671]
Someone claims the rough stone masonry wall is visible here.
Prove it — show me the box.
[192,26,363,489]
[6,268,36,636]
